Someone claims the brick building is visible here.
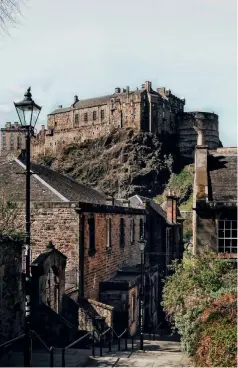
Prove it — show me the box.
[31,80,220,159]
[0,155,162,335]
[193,127,237,257]
[0,122,25,156]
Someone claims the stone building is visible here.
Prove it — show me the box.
[0,155,162,335]
[0,122,25,156]
[31,80,221,159]
[193,127,237,257]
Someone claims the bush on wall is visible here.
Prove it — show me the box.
[161,249,237,367]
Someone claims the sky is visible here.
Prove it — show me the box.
[0,0,237,146]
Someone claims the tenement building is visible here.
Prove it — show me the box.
[30,80,221,159]
[193,127,237,257]
[0,122,25,156]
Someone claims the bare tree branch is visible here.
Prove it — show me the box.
[0,0,24,33]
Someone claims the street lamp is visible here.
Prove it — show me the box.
[138,236,146,350]
[14,88,41,367]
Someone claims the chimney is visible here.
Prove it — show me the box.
[41,125,45,131]
[14,122,19,129]
[58,105,62,109]
[145,81,152,92]
[193,122,208,202]
[126,86,130,94]
[74,95,79,104]
[115,87,121,94]
[5,122,11,129]
[166,191,177,223]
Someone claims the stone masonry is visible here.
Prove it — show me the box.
[30,80,220,159]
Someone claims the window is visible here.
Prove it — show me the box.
[218,218,237,254]
[139,218,144,239]
[88,215,96,255]
[131,292,136,323]
[106,218,112,248]
[93,111,97,120]
[120,218,125,248]
[101,110,105,120]
[84,113,88,122]
[130,218,135,243]
[74,113,79,126]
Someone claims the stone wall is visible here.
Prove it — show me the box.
[0,238,24,344]
[83,212,144,300]
[14,203,79,280]
[178,112,220,159]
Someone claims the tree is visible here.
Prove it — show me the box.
[0,0,24,32]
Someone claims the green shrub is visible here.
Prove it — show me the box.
[161,250,237,364]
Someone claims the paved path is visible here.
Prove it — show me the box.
[0,337,193,367]
[88,338,193,367]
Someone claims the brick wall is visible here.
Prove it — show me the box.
[83,212,144,300]
[14,202,145,303]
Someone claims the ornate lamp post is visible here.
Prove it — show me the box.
[14,88,41,367]
[138,236,146,350]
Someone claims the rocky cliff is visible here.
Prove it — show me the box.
[37,128,185,199]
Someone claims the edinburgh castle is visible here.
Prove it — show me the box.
[1,80,221,158]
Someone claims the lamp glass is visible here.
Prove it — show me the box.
[14,88,41,128]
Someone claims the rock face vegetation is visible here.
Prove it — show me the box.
[162,250,237,367]
[38,128,191,200]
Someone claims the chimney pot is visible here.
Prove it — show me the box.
[58,105,62,109]
[115,87,121,94]
[74,95,79,103]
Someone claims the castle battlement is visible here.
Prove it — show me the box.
[29,80,220,158]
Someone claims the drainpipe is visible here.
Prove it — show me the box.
[79,212,85,298]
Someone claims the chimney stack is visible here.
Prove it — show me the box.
[74,95,79,104]
[145,81,152,92]
[58,105,62,109]
[115,87,121,94]
[166,191,178,223]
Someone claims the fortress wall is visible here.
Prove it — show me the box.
[178,112,220,158]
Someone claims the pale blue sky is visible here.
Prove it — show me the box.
[0,0,236,146]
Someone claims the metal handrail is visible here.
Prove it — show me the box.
[65,332,91,350]
[30,330,52,352]
[0,334,25,349]
[30,330,54,367]
[61,331,93,367]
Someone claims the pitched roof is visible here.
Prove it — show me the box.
[129,194,167,221]
[208,153,237,202]
[49,90,143,115]
[0,157,107,204]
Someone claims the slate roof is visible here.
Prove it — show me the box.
[49,90,143,115]
[208,154,237,203]
[0,157,107,204]
[129,195,167,221]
